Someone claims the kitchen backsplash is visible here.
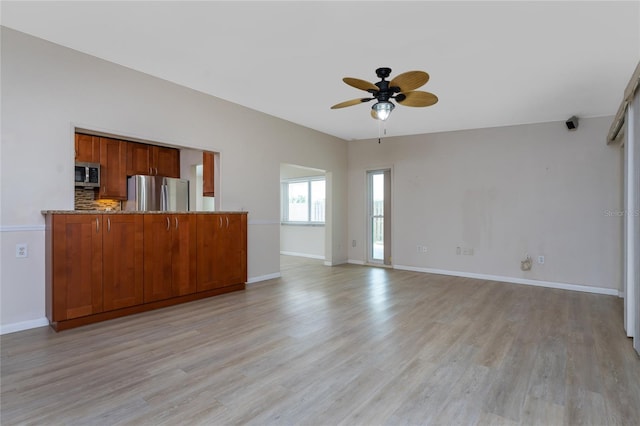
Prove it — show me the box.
[75,188,122,211]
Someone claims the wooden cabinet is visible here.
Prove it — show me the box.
[47,214,144,320]
[99,137,127,200]
[75,134,100,163]
[45,212,246,331]
[143,214,196,302]
[126,142,151,176]
[125,142,180,178]
[203,151,215,196]
[152,146,180,178]
[197,214,247,291]
[102,215,144,310]
[48,214,103,321]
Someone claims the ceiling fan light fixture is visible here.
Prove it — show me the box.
[372,101,394,121]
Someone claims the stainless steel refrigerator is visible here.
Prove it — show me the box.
[124,175,189,212]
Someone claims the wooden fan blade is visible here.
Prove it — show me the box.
[396,91,438,107]
[343,77,379,92]
[390,71,429,92]
[331,98,372,109]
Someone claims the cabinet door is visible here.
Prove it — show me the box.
[103,215,144,310]
[75,134,100,163]
[172,214,197,296]
[143,214,173,302]
[203,151,215,197]
[219,214,247,285]
[196,214,247,291]
[152,146,180,178]
[52,215,103,321]
[196,214,222,291]
[127,142,151,176]
[99,138,127,200]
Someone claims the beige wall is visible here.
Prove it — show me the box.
[348,117,623,291]
[0,28,348,331]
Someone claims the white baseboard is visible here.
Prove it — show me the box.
[247,272,281,284]
[393,264,620,296]
[324,260,348,266]
[1,317,49,335]
[280,251,325,260]
[347,259,365,265]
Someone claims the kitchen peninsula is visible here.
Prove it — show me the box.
[43,211,247,331]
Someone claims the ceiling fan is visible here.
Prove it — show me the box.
[331,67,438,121]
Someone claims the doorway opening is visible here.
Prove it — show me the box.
[279,163,326,263]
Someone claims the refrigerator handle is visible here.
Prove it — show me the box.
[161,183,167,211]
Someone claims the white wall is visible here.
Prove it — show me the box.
[348,117,623,292]
[0,28,348,332]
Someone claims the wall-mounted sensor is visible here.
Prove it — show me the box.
[565,116,579,131]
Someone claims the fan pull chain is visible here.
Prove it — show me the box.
[377,121,387,143]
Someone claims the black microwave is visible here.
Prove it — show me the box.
[75,162,100,188]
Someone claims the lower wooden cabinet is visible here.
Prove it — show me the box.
[102,215,144,310]
[143,214,196,302]
[45,212,247,331]
[196,213,247,291]
[48,214,103,322]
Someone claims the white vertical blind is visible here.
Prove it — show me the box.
[633,94,640,355]
[624,98,636,340]
[624,90,640,356]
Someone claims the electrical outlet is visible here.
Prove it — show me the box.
[421,246,428,253]
[417,245,422,253]
[16,243,28,258]
[538,255,545,264]
[456,246,461,255]
[352,240,356,248]
[462,247,474,255]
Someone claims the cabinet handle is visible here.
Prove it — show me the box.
[149,167,152,175]
[226,216,229,228]
[155,167,158,175]
[107,218,111,232]
[166,217,170,231]
[175,217,179,230]
[96,218,100,233]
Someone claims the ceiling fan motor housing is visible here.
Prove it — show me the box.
[376,67,392,79]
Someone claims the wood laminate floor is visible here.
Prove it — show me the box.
[2,256,639,425]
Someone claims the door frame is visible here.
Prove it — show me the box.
[366,167,392,266]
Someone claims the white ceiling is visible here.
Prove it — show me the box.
[2,1,639,141]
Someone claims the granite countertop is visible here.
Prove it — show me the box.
[42,210,247,215]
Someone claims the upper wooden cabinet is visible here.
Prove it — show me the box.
[75,134,100,163]
[126,142,151,176]
[125,142,179,178]
[99,138,127,200]
[203,151,215,197]
[152,146,180,178]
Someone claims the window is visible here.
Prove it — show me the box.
[281,177,325,224]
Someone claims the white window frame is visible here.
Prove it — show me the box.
[281,176,326,225]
